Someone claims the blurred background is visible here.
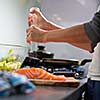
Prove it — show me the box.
[0,0,40,49]
[0,0,100,60]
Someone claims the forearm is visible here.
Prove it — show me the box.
[46,21,63,30]
[45,24,92,51]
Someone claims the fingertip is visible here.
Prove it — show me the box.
[29,7,35,13]
[26,39,31,44]
[29,7,40,14]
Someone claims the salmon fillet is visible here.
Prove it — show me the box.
[14,68,67,81]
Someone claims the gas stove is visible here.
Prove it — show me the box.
[21,56,92,79]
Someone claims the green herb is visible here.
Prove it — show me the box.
[0,49,22,71]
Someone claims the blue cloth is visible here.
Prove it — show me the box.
[84,78,100,100]
[0,71,36,97]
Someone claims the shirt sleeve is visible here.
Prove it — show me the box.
[84,10,100,53]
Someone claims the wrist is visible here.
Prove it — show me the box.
[43,32,48,43]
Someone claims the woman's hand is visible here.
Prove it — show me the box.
[28,7,62,30]
[26,7,62,44]
[26,25,47,43]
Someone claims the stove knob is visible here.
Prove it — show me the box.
[74,73,79,79]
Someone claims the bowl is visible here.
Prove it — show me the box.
[40,0,98,26]
[0,44,29,71]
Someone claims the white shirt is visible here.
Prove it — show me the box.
[88,42,100,80]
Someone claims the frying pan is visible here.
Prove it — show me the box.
[21,57,92,69]
[41,58,92,77]
[42,58,92,69]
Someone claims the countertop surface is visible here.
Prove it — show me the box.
[0,78,87,100]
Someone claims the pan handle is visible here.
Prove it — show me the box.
[80,59,92,66]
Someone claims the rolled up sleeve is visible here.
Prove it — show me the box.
[84,10,100,52]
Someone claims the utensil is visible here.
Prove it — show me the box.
[42,58,92,68]
[28,45,54,59]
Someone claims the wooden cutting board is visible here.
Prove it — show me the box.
[29,77,80,87]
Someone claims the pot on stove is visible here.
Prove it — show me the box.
[28,45,54,59]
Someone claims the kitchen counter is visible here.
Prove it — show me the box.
[1,78,87,100]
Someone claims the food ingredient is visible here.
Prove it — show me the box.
[15,67,68,81]
[0,49,22,71]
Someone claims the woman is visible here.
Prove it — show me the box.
[26,8,100,100]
